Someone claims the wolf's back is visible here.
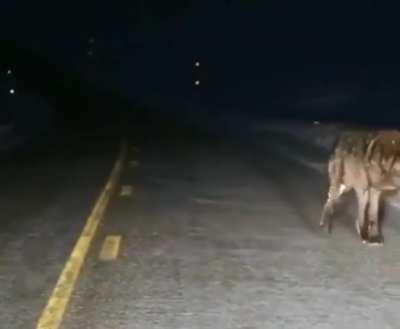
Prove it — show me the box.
[334,131,377,159]
[331,130,400,190]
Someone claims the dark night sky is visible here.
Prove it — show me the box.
[3,1,400,123]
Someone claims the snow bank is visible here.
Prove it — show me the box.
[252,119,342,151]
[251,120,343,175]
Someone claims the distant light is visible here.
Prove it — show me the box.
[194,80,200,86]
[7,69,12,75]
[88,37,95,44]
[313,121,320,125]
[87,50,94,56]
[194,61,200,67]
[9,89,15,95]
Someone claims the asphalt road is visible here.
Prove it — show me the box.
[2,126,400,329]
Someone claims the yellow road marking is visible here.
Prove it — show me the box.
[36,141,127,329]
[120,185,133,197]
[99,235,122,261]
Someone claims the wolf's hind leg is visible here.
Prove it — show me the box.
[367,188,383,246]
[320,183,348,232]
[355,188,370,243]
[320,158,346,232]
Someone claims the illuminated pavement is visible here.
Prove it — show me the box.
[0,138,116,329]
[2,128,400,329]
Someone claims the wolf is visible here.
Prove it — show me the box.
[320,130,400,245]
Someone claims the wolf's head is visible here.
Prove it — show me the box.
[368,131,400,185]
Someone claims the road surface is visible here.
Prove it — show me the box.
[1,125,400,329]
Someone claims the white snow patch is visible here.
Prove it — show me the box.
[269,140,327,173]
[252,119,341,151]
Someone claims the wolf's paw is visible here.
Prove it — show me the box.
[367,235,384,247]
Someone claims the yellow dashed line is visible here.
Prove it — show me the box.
[120,185,133,197]
[99,235,122,261]
[36,141,127,329]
